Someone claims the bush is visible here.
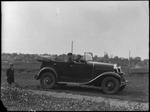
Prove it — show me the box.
[1,85,33,102]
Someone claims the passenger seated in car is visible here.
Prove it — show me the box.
[65,53,74,63]
[74,54,82,63]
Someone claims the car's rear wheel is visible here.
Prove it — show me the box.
[40,72,56,89]
[101,76,119,95]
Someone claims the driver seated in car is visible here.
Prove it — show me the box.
[74,54,82,63]
[65,53,74,63]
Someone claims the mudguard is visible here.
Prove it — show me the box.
[85,72,121,85]
[97,72,121,79]
[36,67,58,81]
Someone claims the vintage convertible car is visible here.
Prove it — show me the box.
[35,52,128,94]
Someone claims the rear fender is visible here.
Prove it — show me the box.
[36,67,58,81]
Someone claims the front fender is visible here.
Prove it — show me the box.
[98,72,121,79]
[36,67,58,81]
[85,72,121,85]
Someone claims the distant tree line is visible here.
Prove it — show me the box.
[2,53,149,68]
[93,53,149,68]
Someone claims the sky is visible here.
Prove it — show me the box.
[2,1,149,59]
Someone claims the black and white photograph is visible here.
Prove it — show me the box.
[1,1,149,111]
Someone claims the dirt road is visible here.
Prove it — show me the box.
[27,89,149,111]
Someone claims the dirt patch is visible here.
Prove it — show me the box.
[28,89,149,110]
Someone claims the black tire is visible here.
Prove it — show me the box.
[101,76,119,95]
[40,72,56,89]
[119,85,126,91]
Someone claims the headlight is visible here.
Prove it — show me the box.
[118,66,121,72]
[113,64,117,69]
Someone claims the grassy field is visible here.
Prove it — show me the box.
[2,62,149,74]
[1,72,149,102]
[1,62,149,111]
[1,62,149,103]
[1,62,41,73]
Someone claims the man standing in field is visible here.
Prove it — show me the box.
[6,63,15,87]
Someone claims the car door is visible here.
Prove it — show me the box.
[68,62,87,83]
[54,61,70,81]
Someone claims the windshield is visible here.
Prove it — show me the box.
[84,52,93,61]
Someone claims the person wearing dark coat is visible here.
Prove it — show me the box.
[6,63,15,86]
[65,53,74,63]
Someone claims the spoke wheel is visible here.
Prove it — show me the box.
[101,76,119,95]
[40,72,56,89]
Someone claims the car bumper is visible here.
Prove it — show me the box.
[118,72,126,76]
[120,80,128,87]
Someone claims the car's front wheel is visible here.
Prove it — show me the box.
[40,72,56,89]
[101,76,119,95]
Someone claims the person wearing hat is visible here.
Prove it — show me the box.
[65,53,74,63]
[6,63,15,87]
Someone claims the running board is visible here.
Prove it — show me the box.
[57,82,102,90]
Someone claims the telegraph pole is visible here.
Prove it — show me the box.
[71,41,73,53]
[129,50,130,67]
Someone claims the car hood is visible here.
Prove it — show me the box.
[87,61,114,70]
